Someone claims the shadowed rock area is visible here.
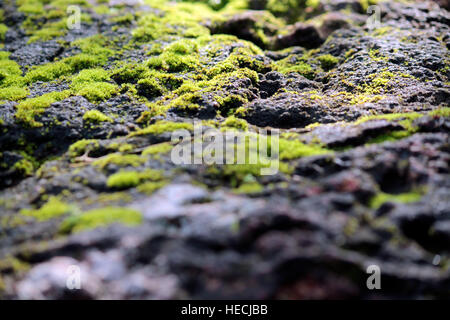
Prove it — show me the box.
[0,0,449,299]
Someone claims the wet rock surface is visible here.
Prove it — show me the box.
[0,0,449,299]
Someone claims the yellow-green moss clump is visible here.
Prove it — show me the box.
[70,68,118,102]
[275,55,315,79]
[369,191,422,209]
[60,206,142,233]
[15,90,72,127]
[142,142,173,157]
[146,39,200,73]
[107,169,165,189]
[232,182,263,194]
[0,53,27,99]
[18,0,93,43]
[136,181,167,194]
[13,159,34,176]
[107,171,141,189]
[278,138,331,160]
[317,54,339,70]
[0,86,29,101]
[0,24,7,42]
[21,196,74,221]
[83,110,113,123]
[129,120,194,137]
[93,154,146,170]
[221,116,249,131]
[68,139,99,157]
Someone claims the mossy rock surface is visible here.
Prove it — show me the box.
[0,0,449,299]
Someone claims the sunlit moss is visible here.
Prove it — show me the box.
[12,159,34,176]
[136,181,168,194]
[60,206,142,233]
[275,55,315,79]
[129,120,194,137]
[317,54,339,70]
[68,139,99,157]
[21,196,74,221]
[83,110,113,123]
[221,116,249,131]
[0,86,29,101]
[93,154,146,169]
[107,171,140,189]
[0,24,7,42]
[142,142,173,157]
[77,82,118,102]
[278,138,331,160]
[369,191,422,209]
[15,90,72,127]
[232,182,263,194]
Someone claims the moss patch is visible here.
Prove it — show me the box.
[21,197,74,221]
[83,110,113,123]
[369,191,422,209]
[60,206,142,233]
[129,120,194,137]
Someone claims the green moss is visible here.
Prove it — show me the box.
[71,68,110,89]
[60,206,142,233]
[105,168,165,191]
[27,22,67,43]
[69,68,118,102]
[77,82,118,102]
[232,182,263,194]
[0,24,7,42]
[0,86,29,101]
[146,48,199,73]
[13,159,34,176]
[275,55,315,79]
[19,0,92,43]
[267,0,319,23]
[107,171,140,189]
[83,110,113,123]
[129,120,194,137]
[0,256,30,274]
[372,26,392,37]
[131,1,212,42]
[137,78,164,98]
[368,49,388,62]
[366,130,411,144]
[107,142,134,153]
[18,1,45,15]
[221,116,249,131]
[68,139,99,157]
[111,63,148,84]
[360,0,379,11]
[93,154,146,169]
[93,192,133,204]
[142,142,173,157]
[0,57,25,88]
[21,196,74,221]
[317,54,339,70]
[137,181,167,194]
[24,37,113,84]
[429,107,450,117]
[278,138,331,160]
[369,191,422,209]
[15,90,72,127]
[24,61,72,84]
